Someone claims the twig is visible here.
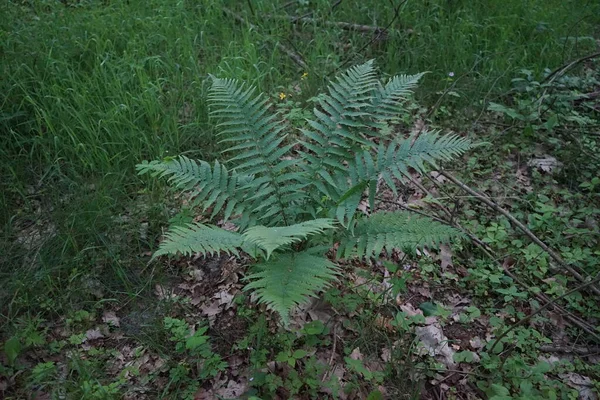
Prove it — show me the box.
[375,195,600,341]
[490,273,600,354]
[440,170,600,297]
[265,14,387,34]
[223,8,308,69]
[540,345,600,355]
[322,325,338,382]
[331,0,406,75]
[541,51,600,85]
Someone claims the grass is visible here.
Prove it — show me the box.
[1,0,599,398]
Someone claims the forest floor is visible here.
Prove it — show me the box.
[1,1,600,399]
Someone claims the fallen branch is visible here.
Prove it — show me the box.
[223,8,308,69]
[490,273,600,354]
[541,51,600,85]
[440,170,600,297]
[376,192,600,342]
[265,14,386,34]
[540,345,600,355]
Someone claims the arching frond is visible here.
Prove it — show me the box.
[244,249,340,325]
[153,223,244,260]
[242,219,336,259]
[136,156,246,220]
[337,211,463,259]
[372,72,425,121]
[208,77,306,225]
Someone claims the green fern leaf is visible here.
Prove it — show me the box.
[372,72,425,121]
[136,156,246,221]
[243,219,335,259]
[208,77,306,225]
[337,211,463,258]
[153,223,244,260]
[136,155,208,191]
[244,249,339,325]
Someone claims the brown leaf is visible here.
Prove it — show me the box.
[349,347,363,361]
[439,244,453,270]
[200,300,222,317]
[85,328,104,341]
[215,379,248,398]
[102,311,120,327]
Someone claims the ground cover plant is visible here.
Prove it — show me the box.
[1,0,599,399]
[137,61,473,324]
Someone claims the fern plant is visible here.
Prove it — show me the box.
[137,60,474,325]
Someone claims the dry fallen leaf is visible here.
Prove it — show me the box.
[215,379,248,398]
[439,244,453,270]
[415,324,456,367]
[102,311,120,327]
[85,328,105,341]
[349,347,363,361]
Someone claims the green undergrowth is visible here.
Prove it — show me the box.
[1,0,599,399]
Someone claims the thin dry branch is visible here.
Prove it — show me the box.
[490,273,600,353]
[223,8,308,70]
[265,14,387,34]
[440,170,600,297]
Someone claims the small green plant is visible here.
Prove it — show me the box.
[138,60,474,324]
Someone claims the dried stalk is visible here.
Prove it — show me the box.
[265,14,386,34]
[440,170,600,297]
[223,8,308,69]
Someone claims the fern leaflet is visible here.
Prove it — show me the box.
[244,249,339,325]
[337,211,463,258]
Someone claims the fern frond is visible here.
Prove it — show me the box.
[136,155,207,191]
[136,156,247,221]
[372,72,425,121]
[299,60,380,179]
[242,219,335,259]
[337,211,463,259]
[209,77,306,225]
[244,249,340,325]
[153,223,244,260]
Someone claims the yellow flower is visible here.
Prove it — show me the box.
[279,92,286,100]
[301,72,308,80]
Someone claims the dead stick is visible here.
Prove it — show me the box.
[490,273,600,354]
[375,197,600,340]
[223,8,308,69]
[265,14,385,34]
[440,170,600,297]
[539,345,600,355]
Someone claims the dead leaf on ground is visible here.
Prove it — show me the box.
[415,324,456,367]
[102,311,120,327]
[84,328,105,341]
[439,244,453,270]
[215,379,248,399]
[349,347,363,361]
